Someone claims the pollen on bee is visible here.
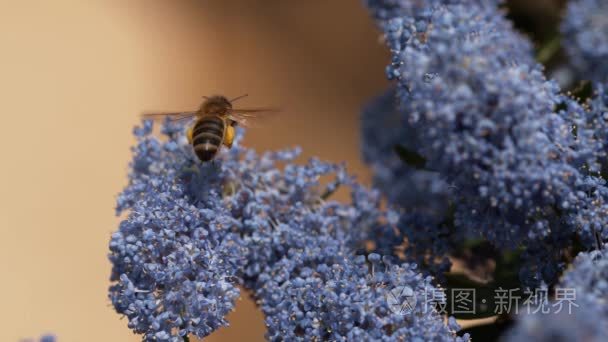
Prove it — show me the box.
[186,125,194,144]
[223,125,235,148]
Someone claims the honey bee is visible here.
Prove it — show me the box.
[142,94,276,162]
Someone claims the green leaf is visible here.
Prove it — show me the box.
[444,273,497,320]
[439,201,456,231]
[535,35,561,65]
[493,249,523,288]
[556,80,593,112]
[571,80,593,103]
[463,238,483,249]
[394,145,427,169]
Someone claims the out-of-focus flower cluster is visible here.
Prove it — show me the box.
[110,120,467,341]
[362,0,608,286]
[504,245,608,341]
[560,245,608,319]
[562,0,608,83]
[20,335,56,342]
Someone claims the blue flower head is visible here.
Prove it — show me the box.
[562,0,608,83]
[110,121,248,339]
[111,119,466,341]
[362,1,608,285]
[503,304,608,342]
[22,335,56,342]
[259,253,467,341]
[560,245,608,317]
[505,246,608,341]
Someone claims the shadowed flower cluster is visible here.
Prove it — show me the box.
[362,0,608,285]
[562,0,608,83]
[110,119,467,341]
[361,89,453,275]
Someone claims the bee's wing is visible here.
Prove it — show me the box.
[141,111,198,122]
[227,108,280,127]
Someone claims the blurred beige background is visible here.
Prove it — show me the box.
[0,1,388,341]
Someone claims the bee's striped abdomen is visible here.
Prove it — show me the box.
[192,116,225,162]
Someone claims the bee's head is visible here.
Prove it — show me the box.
[201,95,232,116]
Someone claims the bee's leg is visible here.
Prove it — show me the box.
[222,179,238,197]
[223,125,235,148]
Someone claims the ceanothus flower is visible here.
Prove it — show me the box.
[110,119,466,341]
[110,120,248,340]
[504,246,608,341]
[585,83,608,167]
[365,0,534,64]
[501,304,608,342]
[365,0,502,21]
[362,2,608,285]
[560,245,608,317]
[561,0,608,83]
[258,252,467,341]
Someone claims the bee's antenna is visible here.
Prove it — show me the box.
[230,94,249,103]
[202,96,210,100]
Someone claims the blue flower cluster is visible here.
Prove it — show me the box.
[504,246,608,341]
[561,246,608,318]
[110,119,467,341]
[110,121,247,340]
[365,0,534,63]
[111,1,608,340]
[21,335,56,342]
[259,252,465,341]
[587,83,608,166]
[562,0,608,83]
[362,1,608,285]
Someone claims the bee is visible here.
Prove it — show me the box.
[142,94,276,162]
